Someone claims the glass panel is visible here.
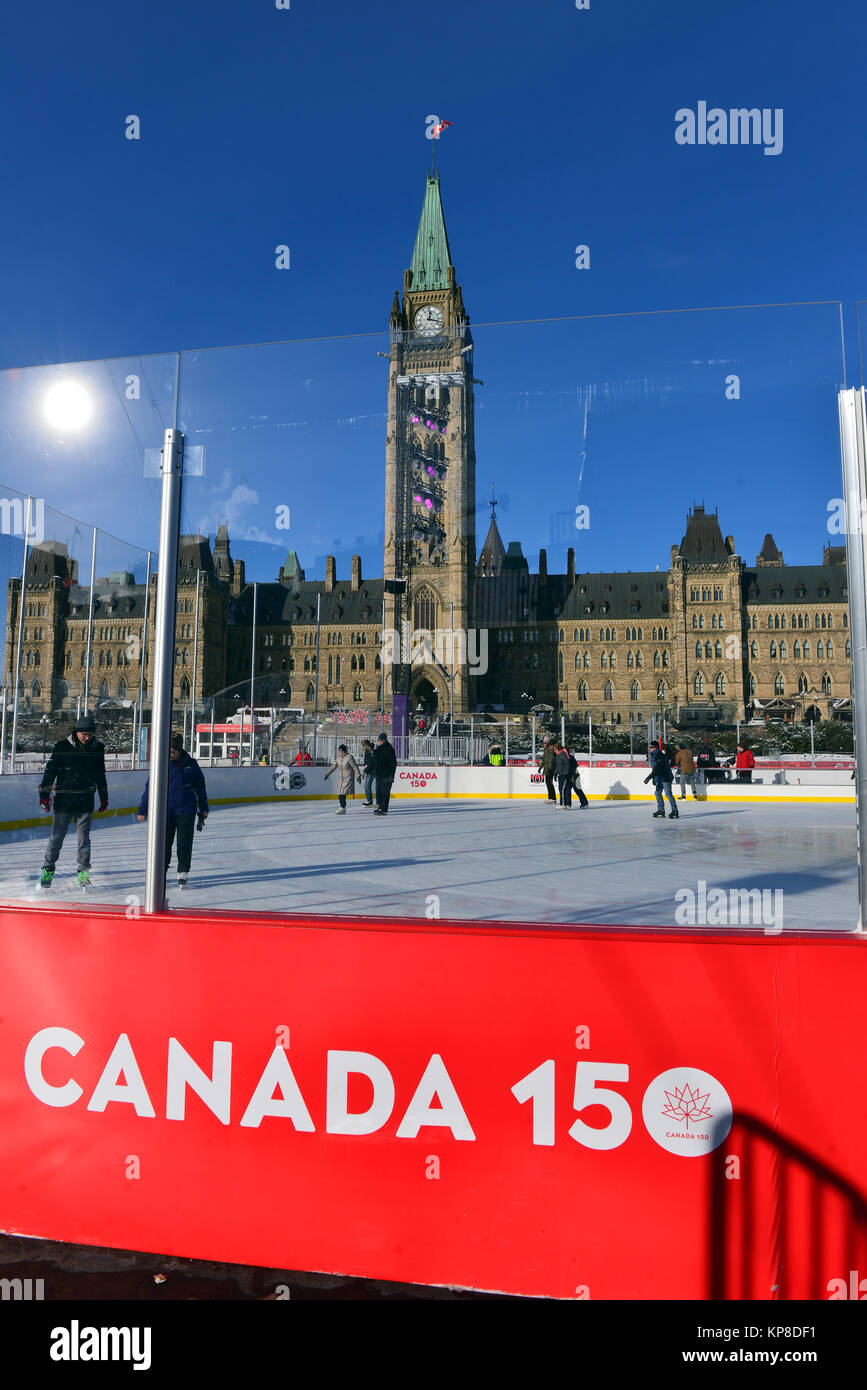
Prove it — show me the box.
[0,354,177,906]
[173,304,854,932]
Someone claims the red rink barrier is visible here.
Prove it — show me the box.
[1,903,866,1300]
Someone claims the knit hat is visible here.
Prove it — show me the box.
[74,715,96,733]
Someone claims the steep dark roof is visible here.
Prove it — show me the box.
[25,541,78,586]
[679,505,727,561]
[67,583,147,620]
[741,565,849,603]
[177,534,217,581]
[408,172,454,292]
[560,572,668,621]
[503,541,528,571]
[824,544,846,566]
[229,580,384,627]
[758,533,782,562]
[474,572,571,625]
[477,515,506,577]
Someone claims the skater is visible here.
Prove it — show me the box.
[538,734,557,804]
[324,744,362,814]
[360,739,376,807]
[674,744,697,799]
[137,734,209,888]
[38,713,108,890]
[554,741,573,808]
[372,732,397,815]
[645,742,678,819]
[570,751,589,808]
[486,744,504,766]
[726,742,756,784]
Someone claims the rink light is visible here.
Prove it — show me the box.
[43,380,93,431]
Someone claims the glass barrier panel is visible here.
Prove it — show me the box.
[0,354,177,907]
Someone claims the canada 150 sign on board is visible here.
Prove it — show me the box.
[22,1029,732,1157]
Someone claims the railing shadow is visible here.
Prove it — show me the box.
[708,1111,867,1300]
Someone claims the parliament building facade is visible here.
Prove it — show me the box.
[5,175,853,729]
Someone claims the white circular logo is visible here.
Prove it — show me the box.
[642,1066,732,1156]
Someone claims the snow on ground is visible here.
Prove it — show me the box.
[0,795,857,933]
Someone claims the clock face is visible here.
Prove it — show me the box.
[413,304,445,336]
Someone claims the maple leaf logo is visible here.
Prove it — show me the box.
[661,1082,713,1129]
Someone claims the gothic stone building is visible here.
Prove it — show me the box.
[5,175,853,728]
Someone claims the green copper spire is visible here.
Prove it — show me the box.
[409,172,454,291]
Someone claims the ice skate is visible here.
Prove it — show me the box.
[38,868,54,890]
[177,872,188,887]
[77,869,91,890]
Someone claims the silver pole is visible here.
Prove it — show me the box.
[505,715,509,765]
[313,592,321,762]
[144,428,184,914]
[629,720,634,765]
[84,525,97,712]
[531,714,536,764]
[249,580,257,766]
[470,713,474,765]
[560,713,565,746]
[449,602,455,764]
[588,714,593,768]
[0,685,7,776]
[269,707,274,764]
[838,388,867,932]
[192,567,201,758]
[136,549,152,770]
[810,717,815,768]
[10,496,33,774]
[301,708,305,761]
[380,595,386,730]
[131,699,137,770]
[209,706,215,768]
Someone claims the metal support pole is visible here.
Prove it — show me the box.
[183,703,188,749]
[560,713,565,746]
[810,718,815,768]
[269,708,274,764]
[470,714,474,765]
[209,706,215,767]
[531,714,536,764]
[0,685,7,775]
[131,700,137,770]
[249,580,257,766]
[10,496,33,774]
[191,567,201,759]
[449,602,455,765]
[313,593,321,762]
[629,721,634,766]
[505,716,509,765]
[588,715,593,768]
[144,428,184,914]
[136,550,152,770]
[301,709,306,761]
[84,524,97,713]
[838,388,867,932]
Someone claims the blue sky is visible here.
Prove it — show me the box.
[0,0,864,586]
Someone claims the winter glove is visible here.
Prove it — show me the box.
[196,812,207,832]
[39,795,51,812]
[99,797,109,813]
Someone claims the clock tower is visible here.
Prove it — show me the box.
[383,171,477,717]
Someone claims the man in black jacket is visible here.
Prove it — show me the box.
[372,733,397,815]
[38,714,108,888]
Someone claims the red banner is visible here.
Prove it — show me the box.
[1,905,865,1299]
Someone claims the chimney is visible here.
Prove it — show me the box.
[725,535,735,555]
[351,555,362,590]
[567,548,575,585]
[538,548,547,583]
[325,556,336,592]
[231,558,245,597]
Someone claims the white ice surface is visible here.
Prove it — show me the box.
[0,796,857,933]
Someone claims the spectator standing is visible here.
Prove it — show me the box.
[674,745,697,800]
[372,732,397,816]
[138,734,209,889]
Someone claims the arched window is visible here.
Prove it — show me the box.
[630,680,640,701]
[714,640,722,659]
[695,640,702,658]
[662,651,669,668]
[58,678,69,699]
[692,615,697,629]
[844,612,848,628]
[779,640,786,660]
[715,673,726,695]
[798,673,808,694]
[32,678,41,697]
[826,639,834,659]
[816,640,824,660]
[118,678,127,700]
[414,588,438,632]
[657,681,666,700]
[693,673,704,696]
[558,652,564,681]
[635,651,642,668]
[822,672,832,695]
[770,641,777,659]
[803,639,810,659]
[358,654,365,672]
[328,655,333,683]
[575,652,582,669]
[353,682,363,702]
[712,614,717,629]
[99,650,105,668]
[603,680,613,702]
[601,651,608,668]
[749,675,756,696]
[750,640,758,658]
[99,679,109,700]
[793,640,800,659]
[351,654,358,671]
[609,650,616,668]
[774,673,785,695]
[627,650,634,667]
[577,681,588,701]
[179,676,190,699]
[335,655,341,682]
[375,653,381,671]
[305,682,314,702]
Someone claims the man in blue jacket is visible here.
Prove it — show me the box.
[644,741,679,820]
[137,734,209,887]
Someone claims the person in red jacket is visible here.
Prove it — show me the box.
[728,743,756,784]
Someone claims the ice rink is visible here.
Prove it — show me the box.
[1,793,858,933]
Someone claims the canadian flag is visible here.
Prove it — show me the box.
[431,120,453,139]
